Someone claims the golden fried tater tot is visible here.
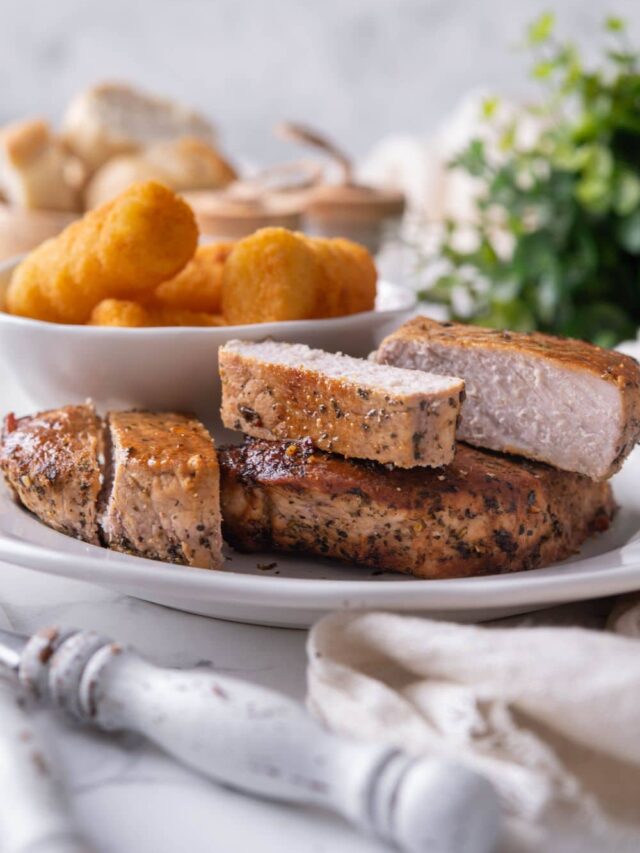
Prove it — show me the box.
[221,228,320,324]
[99,182,198,296]
[88,299,225,327]
[325,237,377,315]
[153,241,234,313]
[6,181,198,324]
[89,299,225,327]
[89,299,151,327]
[332,237,378,314]
[150,306,226,327]
[304,237,349,318]
[3,253,60,322]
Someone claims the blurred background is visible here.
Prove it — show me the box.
[2,0,640,344]
[1,0,638,162]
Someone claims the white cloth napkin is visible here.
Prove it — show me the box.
[307,603,640,852]
[307,344,640,849]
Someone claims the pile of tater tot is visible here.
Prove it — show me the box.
[4,180,377,327]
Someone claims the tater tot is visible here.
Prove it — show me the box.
[99,181,198,297]
[3,251,60,323]
[89,299,151,327]
[6,181,198,324]
[304,238,349,318]
[89,299,224,328]
[149,306,226,327]
[221,228,321,324]
[325,237,377,315]
[153,241,233,313]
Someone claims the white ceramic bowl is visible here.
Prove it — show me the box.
[0,256,416,424]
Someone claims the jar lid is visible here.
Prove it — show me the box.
[273,122,405,224]
[183,188,303,238]
[304,183,405,224]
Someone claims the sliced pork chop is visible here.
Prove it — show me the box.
[376,317,640,480]
[219,438,615,579]
[219,339,465,468]
[0,403,104,544]
[101,411,222,569]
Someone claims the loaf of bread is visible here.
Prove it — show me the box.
[85,137,237,208]
[0,119,81,212]
[62,82,216,172]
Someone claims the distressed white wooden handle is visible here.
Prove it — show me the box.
[18,629,500,853]
[0,682,90,853]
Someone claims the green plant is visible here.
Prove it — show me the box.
[421,13,640,346]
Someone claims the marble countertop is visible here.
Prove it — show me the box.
[0,560,386,853]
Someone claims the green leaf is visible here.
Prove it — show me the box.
[613,171,640,216]
[534,274,561,323]
[527,12,555,46]
[453,139,488,177]
[551,143,591,172]
[481,96,499,119]
[608,50,636,67]
[616,210,640,253]
[605,16,625,33]
[418,273,468,304]
[575,176,611,213]
[559,44,582,89]
[532,60,555,80]
[473,300,536,332]
[587,146,614,180]
[498,123,516,152]
[564,302,635,346]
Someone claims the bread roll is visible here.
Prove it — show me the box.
[85,137,236,208]
[62,82,216,173]
[0,119,81,212]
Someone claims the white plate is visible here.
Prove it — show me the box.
[1,430,639,627]
[1,271,639,628]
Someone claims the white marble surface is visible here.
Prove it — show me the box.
[0,561,386,853]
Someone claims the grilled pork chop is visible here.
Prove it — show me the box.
[376,317,640,481]
[219,340,465,468]
[0,403,104,544]
[101,411,222,569]
[219,438,615,579]
[0,405,222,569]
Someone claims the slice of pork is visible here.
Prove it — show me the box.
[100,411,222,569]
[0,403,104,544]
[376,317,640,480]
[219,339,465,469]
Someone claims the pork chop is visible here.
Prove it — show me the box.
[219,339,464,468]
[376,317,640,480]
[0,403,104,544]
[219,438,615,579]
[101,411,222,569]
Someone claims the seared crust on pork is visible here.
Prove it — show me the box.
[0,403,104,544]
[376,317,640,480]
[219,438,615,579]
[0,405,223,569]
[101,411,222,569]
